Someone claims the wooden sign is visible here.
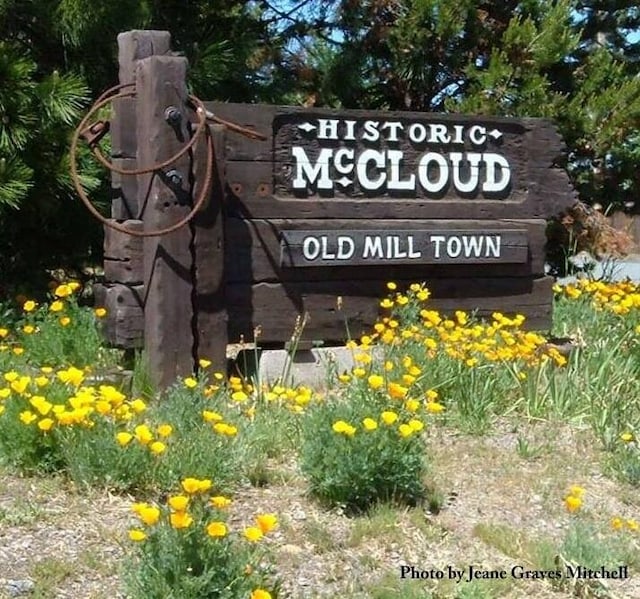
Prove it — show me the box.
[97,31,578,387]
[280,229,528,267]
[284,118,512,198]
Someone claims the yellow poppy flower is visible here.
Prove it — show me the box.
[210,495,232,509]
[149,441,166,455]
[363,417,378,431]
[206,521,228,537]
[380,411,398,425]
[116,432,133,446]
[37,418,54,431]
[128,529,147,542]
[168,495,189,511]
[183,377,198,389]
[157,424,173,437]
[170,511,193,529]
[367,374,384,390]
[255,513,278,534]
[138,505,161,526]
[49,301,64,312]
[243,526,263,542]
[564,495,582,513]
[54,284,73,298]
[23,300,37,312]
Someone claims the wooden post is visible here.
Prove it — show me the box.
[136,54,195,387]
[192,124,228,374]
[97,31,170,349]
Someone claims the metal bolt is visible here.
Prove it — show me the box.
[164,106,182,126]
[165,169,183,187]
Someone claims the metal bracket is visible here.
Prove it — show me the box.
[80,120,110,148]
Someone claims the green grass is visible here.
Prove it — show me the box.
[30,558,76,599]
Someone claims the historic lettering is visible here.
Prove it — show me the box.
[288,119,511,198]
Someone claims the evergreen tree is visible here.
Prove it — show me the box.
[0,1,282,291]
[275,0,640,212]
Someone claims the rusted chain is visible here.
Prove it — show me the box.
[70,84,214,238]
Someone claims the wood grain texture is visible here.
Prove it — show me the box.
[111,159,139,219]
[192,124,228,372]
[113,31,171,158]
[137,55,195,387]
[102,31,172,353]
[93,283,144,348]
[226,276,553,343]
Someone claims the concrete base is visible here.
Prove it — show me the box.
[234,346,380,387]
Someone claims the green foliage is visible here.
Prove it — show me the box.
[561,520,638,571]
[300,390,428,513]
[18,303,109,370]
[606,438,640,487]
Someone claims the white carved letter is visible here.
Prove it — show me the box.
[381,121,404,142]
[387,150,415,190]
[485,235,501,257]
[334,148,355,175]
[302,237,320,261]
[418,153,448,193]
[430,235,446,258]
[357,149,386,191]
[337,236,355,259]
[408,123,427,144]
[362,121,380,142]
[447,236,462,258]
[483,153,511,193]
[450,152,481,194]
[292,147,333,190]
[317,119,339,140]
[469,125,487,146]
[363,236,384,258]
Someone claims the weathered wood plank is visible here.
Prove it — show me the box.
[111,159,139,219]
[117,30,172,84]
[104,219,143,260]
[192,124,227,372]
[93,283,144,348]
[137,55,195,387]
[224,218,547,282]
[280,229,528,267]
[226,276,553,343]
[112,31,171,158]
[103,219,143,284]
[224,161,570,220]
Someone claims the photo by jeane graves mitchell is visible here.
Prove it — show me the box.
[399,564,629,584]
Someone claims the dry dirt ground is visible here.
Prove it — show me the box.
[1,421,639,599]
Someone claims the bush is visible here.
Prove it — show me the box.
[300,389,428,513]
[123,477,279,599]
[1,282,120,370]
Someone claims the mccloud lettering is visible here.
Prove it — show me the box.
[290,119,511,197]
